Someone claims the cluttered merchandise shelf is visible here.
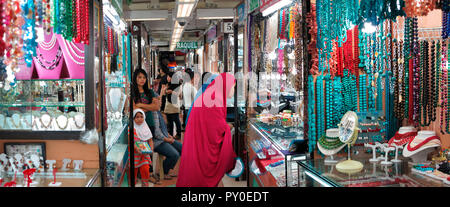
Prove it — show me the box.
[244,0,450,187]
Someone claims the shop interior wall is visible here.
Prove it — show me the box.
[0,140,100,169]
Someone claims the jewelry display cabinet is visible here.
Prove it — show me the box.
[297,158,450,187]
[0,17,95,141]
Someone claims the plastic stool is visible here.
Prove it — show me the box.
[152,152,166,181]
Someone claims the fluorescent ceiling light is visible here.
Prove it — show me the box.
[262,0,293,17]
[176,0,197,18]
[196,8,234,20]
[125,10,168,21]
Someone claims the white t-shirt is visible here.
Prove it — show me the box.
[182,82,197,109]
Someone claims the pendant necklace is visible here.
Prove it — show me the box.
[11,114,22,129]
[73,114,85,129]
[39,113,53,129]
[55,115,69,130]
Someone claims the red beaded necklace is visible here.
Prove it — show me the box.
[406,135,440,151]
[388,131,418,146]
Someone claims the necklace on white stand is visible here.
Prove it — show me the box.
[107,88,125,121]
[22,113,33,129]
[11,114,22,129]
[39,113,53,129]
[73,113,85,129]
[55,115,69,130]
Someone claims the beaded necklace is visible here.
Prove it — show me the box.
[404,18,411,119]
[0,1,5,57]
[22,0,38,67]
[393,39,400,119]
[398,40,406,120]
[308,75,316,153]
[316,75,325,139]
[359,74,367,112]
[441,40,448,133]
[435,41,442,122]
[332,76,344,127]
[430,40,436,122]
[325,74,332,130]
[412,17,420,124]
[318,135,345,150]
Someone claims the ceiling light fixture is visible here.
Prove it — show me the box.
[261,0,293,17]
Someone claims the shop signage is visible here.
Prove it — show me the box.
[260,0,281,13]
[248,0,260,12]
[176,42,198,49]
[236,2,246,26]
[223,22,234,34]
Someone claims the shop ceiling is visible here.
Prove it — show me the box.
[124,0,240,49]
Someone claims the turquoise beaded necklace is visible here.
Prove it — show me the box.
[332,76,344,127]
[308,75,317,153]
[325,74,333,129]
[316,75,325,139]
[359,74,367,112]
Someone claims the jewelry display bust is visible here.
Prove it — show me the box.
[46,160,56,171]
[61,158,71,171]
[70,113,85,131]
[403,130,441,164]
[317,128,346,164]
[73,160,84,171]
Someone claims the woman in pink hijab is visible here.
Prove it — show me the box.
[176,73,237,187]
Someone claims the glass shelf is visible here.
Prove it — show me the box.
[0,102,85,107]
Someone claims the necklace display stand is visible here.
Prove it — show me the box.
[403,130,441,164]
[0,114,5,129]
[391,145,404,163]
[15,58,35,80]
[57,35,85,79]
[46,160,56,171]
[380,145,395,165]
[61,158,71,171]
[317,128,345,164]
[73,160,83,171]
[69,113,85,131]
[34,31,64,79]
[364,142,380,162]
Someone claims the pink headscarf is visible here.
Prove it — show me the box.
[176,73,237,187]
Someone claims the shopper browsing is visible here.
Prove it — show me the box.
[131,109,157,187]
[152,107,183,180]
[181,69,197,129]
[176,73,237,187]
[163,71,182,140]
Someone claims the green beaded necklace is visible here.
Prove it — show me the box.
[318,135,345,150]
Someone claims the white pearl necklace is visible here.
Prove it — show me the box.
[39,113,53,129]
[62,38,85,65]
[38,33,57,51]
[70,41,85,54]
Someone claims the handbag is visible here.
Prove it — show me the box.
[164,96,180,114]
[135,141,153,154]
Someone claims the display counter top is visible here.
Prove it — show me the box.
[1,168,99,187]
[298,158,450,187]
[249,119,305,155]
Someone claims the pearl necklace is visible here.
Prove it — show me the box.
[55,115,69,130]
[62,38,84,65]
[38,33,57,50]
[39,113,53,129]
[73,114,85,129]
[11,114,22,129]
[69,41,84,54]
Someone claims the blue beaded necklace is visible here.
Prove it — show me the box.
[308,75,317,153]
[325,74,332,129]
[332,76,344,126]
[22,0,38,67]
[316,75,325,139]
[359,74,367,112]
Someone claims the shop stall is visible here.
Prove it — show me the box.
[296,0,450,187]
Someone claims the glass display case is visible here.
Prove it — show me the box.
[247,119,308,187]
[297,158,450,187]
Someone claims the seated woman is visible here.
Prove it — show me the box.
[152,99,183,180]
